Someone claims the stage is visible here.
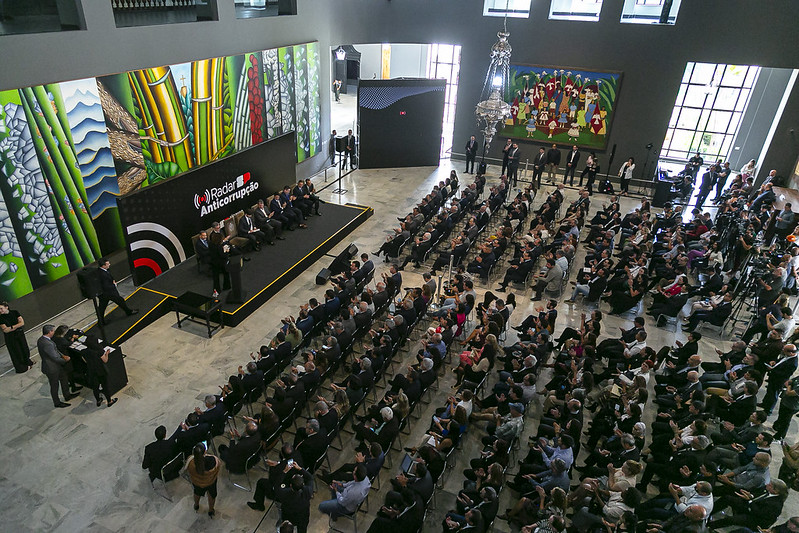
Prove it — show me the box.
[86,202,373,344]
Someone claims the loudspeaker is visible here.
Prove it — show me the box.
[335,136,346,153]
[77,267,102,299]
[316,268,332,285]
[346,244,358,258]
[478,162,487,174]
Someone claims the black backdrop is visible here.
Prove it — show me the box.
[117,133,297,285]
[357,78,446,169]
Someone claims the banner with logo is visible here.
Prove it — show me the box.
[117,133,296,285]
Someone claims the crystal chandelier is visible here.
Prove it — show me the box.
[475,18,512,162]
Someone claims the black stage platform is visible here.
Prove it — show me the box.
[86,203,373,344]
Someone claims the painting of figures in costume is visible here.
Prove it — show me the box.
[504,65,622,150]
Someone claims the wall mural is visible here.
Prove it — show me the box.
[503,64,622,151]
[0,42,321,300]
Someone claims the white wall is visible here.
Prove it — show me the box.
[354,43,383,80]
[389,43,428,78]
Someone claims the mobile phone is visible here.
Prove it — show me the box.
[287,459,295,468]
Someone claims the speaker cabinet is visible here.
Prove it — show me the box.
[316,268,332,285]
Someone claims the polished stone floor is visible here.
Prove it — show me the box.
[0,162,797,532]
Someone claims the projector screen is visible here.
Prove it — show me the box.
[357,78,446,169]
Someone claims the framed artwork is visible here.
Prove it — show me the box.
[503,64,622,150]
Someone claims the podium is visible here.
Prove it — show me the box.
[226,255,246,304]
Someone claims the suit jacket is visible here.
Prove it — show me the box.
[253,206,272,228]
[97,267,119,298]
[296,430,328,468]
[465,139,478,157]
[280,192,296,209]
[38,335,66,376]
[269,198,285,216]
[198,403,227,436]
[194,238,211,263]
[534,152,547,168]
[142,438,179,480]
[172,423,210,456]
[566,149,581,167]
[507,148,520,168]
[408,471,435,502]
[237,215,257,236]
[769,356,799,384]
[346,134,356,151]
[721,394,757,426]
[223,434,262,474]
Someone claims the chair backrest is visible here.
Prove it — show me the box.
[245,444,263,471]
[223,216,239,238]
[161,451,184,481]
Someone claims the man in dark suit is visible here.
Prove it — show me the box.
[295,418,329,469]
[546,143,561,183]
[237,362,265,400]
[274,466,315,533]
[238,209,269,249]
[302,178,322,215]
[762,343,799,414]
[253,199,284,240]
[220,421,263,474]
[195,394,226,436]
[194,231,211,271]
[465,135,478,174]
[142,425,179,482]
[532,147,546,188]
[270,192,294,230]
[97,258,138,323]
[390,462,435,502]
[170,412,210,457]
[506,142,520,185]
[563,145,581,185]
[695,164,718,207]
[496,251,534,291]
[710,479,788,530]
[280,186,308,229]
[292,179,313,217]
[38,324,76,408]
[248,443,305,508]
[344,129,356,169]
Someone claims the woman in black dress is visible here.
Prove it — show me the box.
[0,302,34,373]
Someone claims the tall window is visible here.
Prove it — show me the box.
[483,0,532,18]
[661,62,760,163]
[427,44,462,158]
[621,0,682,25]
[549,0,603,22]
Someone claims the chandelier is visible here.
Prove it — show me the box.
[474,20,512,160]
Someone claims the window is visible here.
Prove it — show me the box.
[483,0,532,18]
[661,62,760,163]
[427,44,463,158]
[549,0,603,22]
[621,0,681,25]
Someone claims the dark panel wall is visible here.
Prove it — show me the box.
[326,0,799,180]
[1,1,798,188]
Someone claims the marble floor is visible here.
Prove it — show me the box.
[0,162,797,532]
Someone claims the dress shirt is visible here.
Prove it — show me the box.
[674,484,714,514]
[730,462,770,490]
[337,477,371,512]
[541,445,574,469]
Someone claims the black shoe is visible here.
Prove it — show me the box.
[126,309,139,316]
[267,241,275,246]
[208,510,215,518]
[247,502,265,512]
[495,286,506,292]
[55,402,71,408]
[276,236,285,240]
[107,398,118,407]
[243,257,252,262]
[96,399,103,407]
[70,385,83,393]
[254,245,261,251]
[65,393,79,401]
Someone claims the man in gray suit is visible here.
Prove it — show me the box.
[38,324,75,408]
